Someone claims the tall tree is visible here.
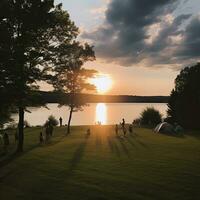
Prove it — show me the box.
[0,1,78,151]
[53,42,97,134]
[167,63,200,129]
[0,105,13,128]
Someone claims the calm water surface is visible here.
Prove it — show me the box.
[12,103,168,126]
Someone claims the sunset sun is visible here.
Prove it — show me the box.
[90,75,113,94]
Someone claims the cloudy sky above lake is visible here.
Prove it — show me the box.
[55,0,200,95]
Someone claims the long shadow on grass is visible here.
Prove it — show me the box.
[95,135,102,150]
[107,136,121,157]
[0,135,65,170]
[65,135,89,178]
[0,144,39,170]
[129,134,148,149]
[0,143,42,181]
[117,137,131,158]
[45,135,66,147]
[126,137,138,149]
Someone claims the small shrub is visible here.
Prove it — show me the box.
[6,122,18,130]
[24,120,31,128]
[133,118,141,126]
[44,115,58,127]
[140,107,162,127]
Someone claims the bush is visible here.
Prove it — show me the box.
[44,115,58,127]
[140,107,162,127]
[24,120,31,128]
[6,122,18,130]
[133,118,141,126]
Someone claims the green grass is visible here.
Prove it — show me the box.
[0,126,200,200]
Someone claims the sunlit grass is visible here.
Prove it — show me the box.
[0,126,200,200]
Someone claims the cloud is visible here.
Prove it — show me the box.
[82,0,200,69]
[90,7,106,15]
[176,15,200,58]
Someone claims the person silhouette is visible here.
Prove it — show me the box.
[45,123,50,143]
[39,132,44,144]
[129,124,133,134]
[59,117,63,127]
[3,132,9,152]
[122,118,125,128]
[121,118,126,136]
[49,123,54,137]
[115,124,119,136]
[123,127,127,137]
[15,130,18,144]
[87,128,91,136]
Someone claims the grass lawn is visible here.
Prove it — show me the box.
[0,125,200,200]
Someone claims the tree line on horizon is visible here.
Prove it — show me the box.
[36,91,170,104]
[0,0,97,152]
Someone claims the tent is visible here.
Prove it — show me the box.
[154,122,175,134]
[174,125,184,133]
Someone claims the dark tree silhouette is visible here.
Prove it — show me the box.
[140,107,162,127]
[0,1,78,152]
[53,42,97,134]
[44,115,59,127]
[0,104,13,128]
[167,63,200,129]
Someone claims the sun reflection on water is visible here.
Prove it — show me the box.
[95,103,107,125]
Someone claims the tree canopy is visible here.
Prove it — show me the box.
[0,0,79,151]
[167,63,200,129]
[52,42,97,134]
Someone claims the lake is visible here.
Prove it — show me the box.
[12,103,168,126]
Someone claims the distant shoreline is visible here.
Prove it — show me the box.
[39,91,169,103]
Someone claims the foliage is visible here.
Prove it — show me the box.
[44,115,59,127]
[53,40,97,134]
[0,104,13,128]
[0,1,78,151]
[6,122,18,130]
[167,63,200,129]
[24,120,31,128]
[133,118,141,126]
[140,107,162,126]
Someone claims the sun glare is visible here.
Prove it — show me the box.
[95,103,107,125]
[90,75,112,94]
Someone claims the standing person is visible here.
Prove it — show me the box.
[121,118,126,136]
[115,124,119,136]
[3,132,9,153]
[59,117,63,127]
[123,127,127,137]
[39,132,44,144]
[45,123,50,143]
[49,123,54,137]
[15,130,19,144]
[129,124,133,134]
[122,118,125,129]
[0,133,3,145]
[87,128,91,136]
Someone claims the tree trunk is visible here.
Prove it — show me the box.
[67,107,73,134]
[17,107,24,152]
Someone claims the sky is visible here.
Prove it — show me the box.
[53,0,200,96]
